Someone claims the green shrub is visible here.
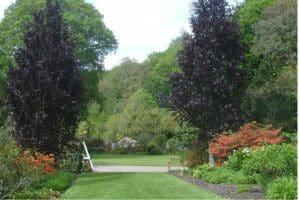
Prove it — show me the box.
[282,132,297,145]
[137,133,152,151]
[242,144,296,188]
[192,164,214,179]
[0,124,42,199]
[226,170,256,184]
[225,148,251,171]
[147,141,162,154]
[13,188,60,199]
[266,176,297,200]
[13,188,48,199]
[193,164,255,184]
[58,142,83,174]
[39,172,72,192]
[86,138,104,152]
[15,172,72,199]
[201,167,231,184]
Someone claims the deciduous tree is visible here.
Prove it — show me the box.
[6,0,83,155]
[170,0,245,164]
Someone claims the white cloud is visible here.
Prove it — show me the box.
[0,0,15,20]
[89,0,192,69]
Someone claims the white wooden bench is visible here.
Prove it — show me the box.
[82,141,94,172]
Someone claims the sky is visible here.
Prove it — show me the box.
[0,0,238,70]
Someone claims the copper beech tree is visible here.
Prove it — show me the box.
[169,0,245,164]
[6,0,83,155]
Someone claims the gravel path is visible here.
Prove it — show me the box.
[93,165,184,173]
[169,171,265,200]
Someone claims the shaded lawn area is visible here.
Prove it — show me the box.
[91,153,173,166]
[61,173,225,199]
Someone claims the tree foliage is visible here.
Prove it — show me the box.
[251,0,296,66]
[237,0,276,46]
[98,59,148,117]
[241,0,297,132]
[242,66,296,132]
[6,0,83,155]
[170,0,245,136]
[143,38,182,103]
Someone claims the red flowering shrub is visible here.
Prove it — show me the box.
[209,122,283,164]
[18,150,56,173]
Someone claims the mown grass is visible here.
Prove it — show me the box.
[91,153,174,166]
[61,173,225,199]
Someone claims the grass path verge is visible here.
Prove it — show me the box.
[61,173,225,199]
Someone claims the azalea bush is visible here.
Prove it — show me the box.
[209,122,282,164]
[18,150,56,174]
[0,126,42,199]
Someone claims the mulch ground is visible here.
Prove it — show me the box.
[169,171,265,200]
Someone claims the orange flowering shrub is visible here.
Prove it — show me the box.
[209,122,283,164]
[19,150,56,173]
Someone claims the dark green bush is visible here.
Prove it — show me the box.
[201,167,230,184]
[39,172,72,192]
[147,141,162,154]
[266,176,297,200]
[242,144,296,188]
[193,164,255,184]
[192,164,214,179]
[226,170,256,184]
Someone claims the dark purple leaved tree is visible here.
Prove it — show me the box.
[170,0,245,165]
[6,0,83,156]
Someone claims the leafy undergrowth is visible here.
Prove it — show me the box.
[193,164,255,184]
[61,173,225,199]
[13,172,73,199]
[193,144,297,199]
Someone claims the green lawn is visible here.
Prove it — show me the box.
[92,153,173,166]
[61,173,224,199]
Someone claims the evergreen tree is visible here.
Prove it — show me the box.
[170,0,245,164]
[6,0,83,155]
